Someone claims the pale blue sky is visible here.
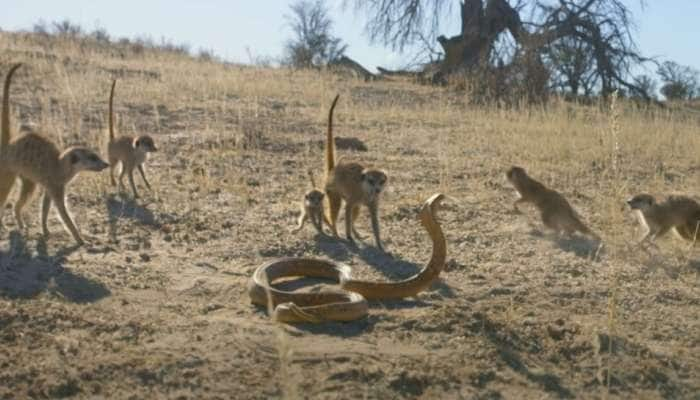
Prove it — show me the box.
[2,1,699,74]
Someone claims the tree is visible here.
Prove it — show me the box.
[632,74,657,100]
[657,61,698,101]
[349,0,652,100]
[545,35,596,96]
[284,0,348,69]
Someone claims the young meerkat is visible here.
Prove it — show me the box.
[323,94,388,250]
[0,64,109,245]
[506,166,600,241]
[626,194,700,245]
[107,79,158,198]
[291,170,326,234]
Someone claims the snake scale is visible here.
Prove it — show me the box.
[248,193,447,323]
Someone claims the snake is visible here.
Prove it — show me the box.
[248,193,447,323]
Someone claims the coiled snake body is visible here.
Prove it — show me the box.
[248,193,447,323]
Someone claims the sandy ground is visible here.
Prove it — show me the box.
[0,45,698,399]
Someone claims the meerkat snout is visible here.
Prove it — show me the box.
[626,194,655,211]
[134,136,158,152]
[305,191,324,207]
[361,170,387,196]
[67,148,110,172]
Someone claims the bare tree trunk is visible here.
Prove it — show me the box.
[437,0,523,74]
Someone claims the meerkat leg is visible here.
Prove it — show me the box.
[344,202,356,243]
[638,226,667,254]
[119,161,138,198]
[109,159,118,186]
[322,210,334,233]
[49,188,84,245]
[137,164,152,191]
[541,210,560,233]
[41,192,51,236]
[310,210,324,234]
[325,191,341,237]
[0,172,17,228]
[368,202,383,251]
[118,163,128,193]
[14,178,36,230]
[351,205,365,239]
[291,211,307,233]
[641,227,666,246]
[127,169,139,198]
[512,198,526,214]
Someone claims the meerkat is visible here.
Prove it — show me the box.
[626,194,700,245]
[291,169,326,234]
[506,166,600,241]
[0,64,109,245]
[106,79,158,198]
[323,94,388,250]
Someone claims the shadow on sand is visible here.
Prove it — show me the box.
[529,228,603,260]
[0,231,110,303]
[105,193,162,241]
[470,312,575,398]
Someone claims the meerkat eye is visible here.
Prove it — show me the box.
[70,153,80,164]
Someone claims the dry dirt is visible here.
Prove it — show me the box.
[0,32,699,399]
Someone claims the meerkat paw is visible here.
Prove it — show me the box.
[351,228,366,240]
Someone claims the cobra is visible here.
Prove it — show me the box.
[248,193,447,323]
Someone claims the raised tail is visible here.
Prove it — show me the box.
[325,94,340,176]
[307,169,317,188]
[2,63,22,149]
[108,79,116,142]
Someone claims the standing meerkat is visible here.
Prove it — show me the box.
[323,94,388,250]
[506,166,600,241]
[107,79,158,198]
[291,169,326,234]
[0,64,109,245]
[626,194,700,245]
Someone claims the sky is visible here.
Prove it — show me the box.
[2,1,699,75]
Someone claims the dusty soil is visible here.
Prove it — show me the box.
[0,34,699,399]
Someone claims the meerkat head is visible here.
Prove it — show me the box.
[627,194,656,211]
[61,147,109,174]
[506,166,526,183]
[304,189,324,208]
[133,135,158,153]
[361,169,387,198]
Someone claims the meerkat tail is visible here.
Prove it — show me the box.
[307,169,317,188]
[325,94,340,176]
[2,64,22,149]
[108,79,117,142]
